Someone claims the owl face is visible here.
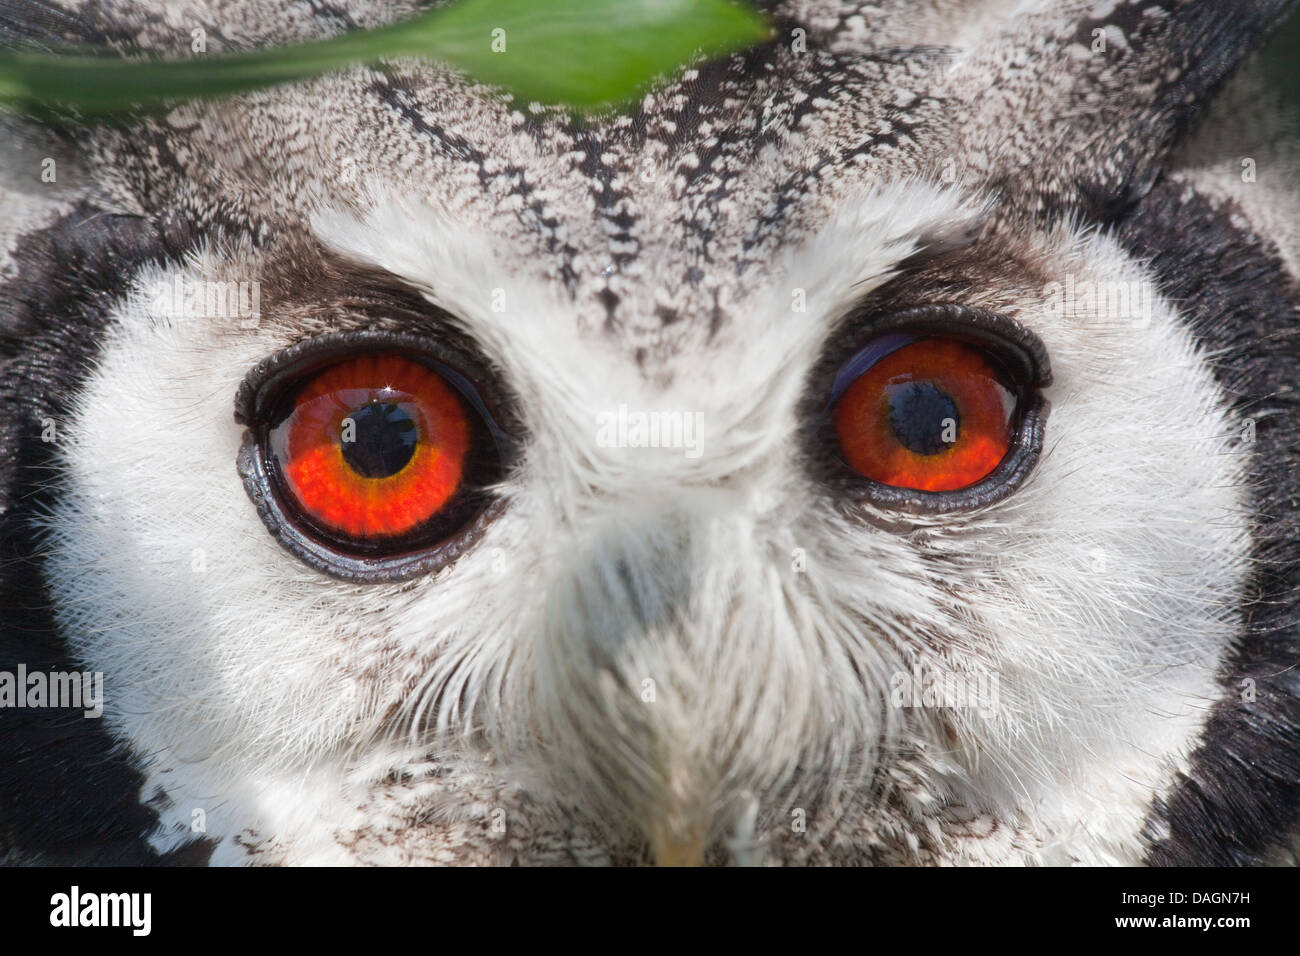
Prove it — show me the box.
[3,0,1299,866]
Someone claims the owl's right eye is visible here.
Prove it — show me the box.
[819,305,1050,512]
[236,331,510,582]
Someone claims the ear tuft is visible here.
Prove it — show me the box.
[946,0,1298,221]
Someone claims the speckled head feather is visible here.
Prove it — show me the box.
[1,0,1298,865]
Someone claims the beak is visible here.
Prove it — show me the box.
[650,821,707,866]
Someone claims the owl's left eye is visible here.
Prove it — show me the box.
[822,307,1050,511]
[236,331,510,581]
[833,336,1016,492]
[267,353,472,542]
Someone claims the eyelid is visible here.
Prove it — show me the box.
[832,304,1052,391]
[827,332,916,406]
[235,329,513,451]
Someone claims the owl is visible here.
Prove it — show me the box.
[1,0,1298,867]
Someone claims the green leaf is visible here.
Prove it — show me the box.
[0,0,770,116]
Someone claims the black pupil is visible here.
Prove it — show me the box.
[340,401,418,478]
[887,381,959,456]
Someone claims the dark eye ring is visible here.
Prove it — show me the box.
[815,304,1051,514]
[235,329,512,582]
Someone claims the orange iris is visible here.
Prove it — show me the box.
[271,353,471,540]
[833,338,1014,492]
